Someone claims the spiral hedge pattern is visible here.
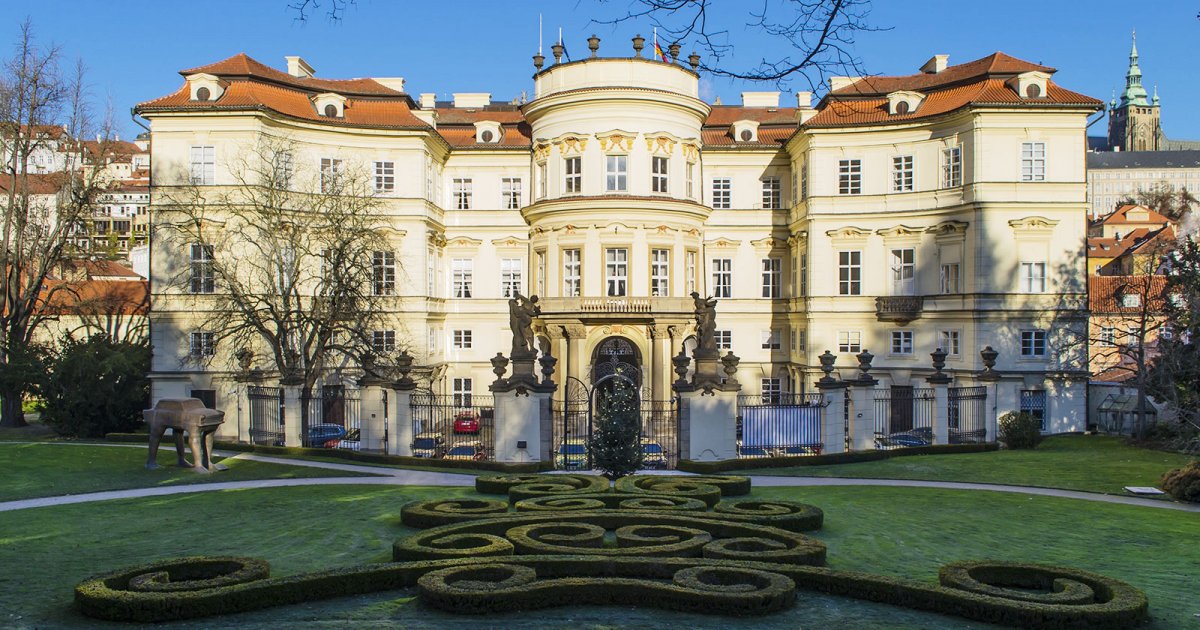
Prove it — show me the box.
[74,473,1149,628]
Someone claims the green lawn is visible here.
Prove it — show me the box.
[736,434,1194,494]
[0,483,1194,628]
[0,443,381,502]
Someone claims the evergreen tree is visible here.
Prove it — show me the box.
[589,379,643,479]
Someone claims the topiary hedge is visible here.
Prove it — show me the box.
[1160,460,1200,503]
[400,498,510,529]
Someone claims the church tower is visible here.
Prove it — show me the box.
[1107,31,1161,151]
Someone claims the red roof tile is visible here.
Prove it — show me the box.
[702,126,795,147]
[829,52,1054,96]
[1096,204,1173,227]
[0,173,67,196]
[182,53,403,97]
[705,106,799,126]
[40,280,149,316]
[1088,275,1170,313]
[438,125,532,148]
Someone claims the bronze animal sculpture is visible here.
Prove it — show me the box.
[144,398,227,473]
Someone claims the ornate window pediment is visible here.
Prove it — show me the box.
[926,220,969,236]
[750,237,788,253]
[876,225,924,239]
[445,236,483,248]
[681,141,701,161]
[825,226,871,240]
[491,235,529,248]
[533,142,551,161]
[552,134,589,154]
[1008,216,1059,233]
[704,237,741,249]
[645,132,681,154]
[596,130,636,153]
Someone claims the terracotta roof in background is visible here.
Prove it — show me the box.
[829,52,1054,96]
[182,53,403,96]
[39,280,149,316]
[1087,228,1151,258]
[702,126,795,147]
[1096,204,1173,227]
[0,173,66,196]
[438,124,532,147]
[55,259,144,281]
[705,106,799,125]
[434,107,526,124]
[1088,274,1171,313]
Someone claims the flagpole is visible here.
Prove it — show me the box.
[539,14,543,55]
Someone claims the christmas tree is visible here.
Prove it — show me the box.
[589,379,643,479]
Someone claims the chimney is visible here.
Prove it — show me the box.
[919,55,950,74]
[452,93,492,109]
[372,77,407,92]
[741,91,780,108]
[419,93,437,109]
[828,76,861,92]
[794,92,818,124]
[284,56,315,78]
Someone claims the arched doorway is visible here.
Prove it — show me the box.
[590,336,642,396]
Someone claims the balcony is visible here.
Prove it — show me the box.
[538,296,694,318]
[875,296,923,324]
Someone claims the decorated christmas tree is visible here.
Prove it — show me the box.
[589,379,643,479]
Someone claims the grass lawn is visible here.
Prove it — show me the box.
[0,483,1194,628]
[737,434,1195,494]
[0,443,382,503]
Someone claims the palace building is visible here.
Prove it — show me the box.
[138,42,1101,436]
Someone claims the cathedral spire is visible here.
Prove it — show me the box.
[1120,29,1149,107]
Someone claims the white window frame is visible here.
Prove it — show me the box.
[502,177,522,209]
[537,162,548,199]
[452,329,473,349]
[651,249,670,296]
[1020,330,1047,357]
[651,156,669,193]
[189,146,215,185]
[452,178,473,210]
[711,258,732,298]
[320,157,342,193]
[891,248,915,296]
[1021,141,1046,182]
[761,378,783,404]
[500,258,523,298]
[892,155,914,192]
[535,251,545,296]
[761,329,781,350]
[685,161,696,198]
[837,331,862,354]
[374,160,395,193]
[940,263,960,294]
[189,243,214,294]
[1121,293,1142,308]
[1098,326,1115,346]
[838,250,862,296]
[372,250,396,296]
[762,176,781,209]
[711,178,731,209]
[939,330,961,356]
[1020,261,1047,293]
[891,330,914,355]
[189,331,216,357]
[714,330,732,351]
[686,251,698,294]
[606,248,628,297]
[941,146,962,188]
[838,159,861,195]
[563,249,581,297]
[372,329,397,354]
[564,157,582,194]
[762,257,781,298]
[452,258,474,298]
[606,155,628,192]
[452,378,473,408]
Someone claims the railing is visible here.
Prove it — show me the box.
[411,394,496,462]
[873,387,934,449]
[875,295,923,323]
[949,386,988,444]
[247,386,284,447]
[538,296,694,316]
[736,393,826,458]
[639,399,679,470]
[299,387,362,450]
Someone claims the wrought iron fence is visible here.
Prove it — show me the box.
[299,386,363,450]
[736,393,826,458]
[247,386,284,446]
[551,396,591,471]
[639,398,679,470]
[949,386,988,444]
[411,394,495,462]
[873,386,935,449]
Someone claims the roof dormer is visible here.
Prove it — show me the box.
[731,119,760,143]
[1009,71,1051,99]
[473,120,503,144]
[312,92,347,118]
[886,90,925,115]
[185,73,225,102]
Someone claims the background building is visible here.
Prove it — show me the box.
[1086,151,1200,219]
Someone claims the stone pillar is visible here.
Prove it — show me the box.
[847,350,878,452]
[978,346,1002,442]
[390,352,418,456]
[232,376,257,444]
[488,348,556,464]
[281,380,303,448]
[928,348,953,445]
[359,378,387,453]
[815,350,847,454]
[674,349,740,462]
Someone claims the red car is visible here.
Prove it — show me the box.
[453,411,480,434]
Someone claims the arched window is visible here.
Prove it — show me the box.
[1025,83,1041,98]
[324,103,338,117]
[195,87,211,101]
[480,129,494,143]
[895,100,909,114]
[739,129,753,142]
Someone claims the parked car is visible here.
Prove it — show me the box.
[306,423,346,448]
[453,411,480,435]
[876,427,933,448]
[555,439,588,470]
[335,427,361,451]
[411,432,447,458]
[736,443,772,458]
[445,441,487,461]
[641,438,667,469]
[778,444,822,456]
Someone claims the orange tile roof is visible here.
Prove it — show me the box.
[438,124,532,148]
[39,280,149,316]
[0,173,67,196]
[1096,204,1173,227]
[434,107,526,124]
[1087,229,1151,258]
[702,126,795,147]
[182,53,403,97]
[829,52,1053,96]
[1088,275,1170,313]
[705,106,799,125]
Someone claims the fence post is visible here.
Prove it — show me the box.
[390,353,418,456]
[978,346,1002,442]
[489,350,556,464]
[674,349,740,462]
[280,379,303,448]
[928,348,952,444]
[359,377,386,453]
[815,350,847,455]
[848,349,878,452]
[232,378,253,444]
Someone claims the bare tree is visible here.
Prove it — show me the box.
[1147,236,1200,451]
[596,0,881,89]
[157,137,395,426]
[288,0,355,22]
[0,21,114,427]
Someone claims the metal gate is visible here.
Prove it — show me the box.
[949,386,988,444]
[300,386,362,450]
[247,386,284,446]
[411,393,495,462]
[873,386,934,449]
[736,393,827,458]
[552,374,680,470]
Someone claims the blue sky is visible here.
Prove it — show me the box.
[9,0,1200,140]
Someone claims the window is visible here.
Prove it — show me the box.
[651,249,670,296]
[324,103,338,117]
[189,243,214,294]
[195,86,211,101]
[320,157,342,193]
[537,162,547,199]
[762,176,781,209]
[372,330,396,354]
[425,158,434,200]
[939,330,961,356]
[1020,390,1047,431]
[685,161,696,198]
[711,258,732,298]
[427,328,438,356]
[453,330,472,349]
[686,251,697,294]
[711,178,731,209]
[606,248,628,296]
[1020,262,1046,293]
[1021,142,1046,182]
[838,159,861,195]
[761,378,783,404]
[563,249,581,296]
[891,330,913,355]
[799,252,808,296]
[800,163,808,200]
[1021,330,1047,357]
[761,330,781,350]
[1121,293,1142,308]
[452,258,474,298]
[372,251,395,296]
[761,258,781,298]
[715,330,732,351]
[838,331,861,353]
[189,146,215,185]
[892,155,914,192]
[452,178,473,210]
[426,247,436,296]
[452,378,473,408]
[272,150,294,188]
[940,263,960,294]
[606,155,627,192]
[651,156,669,193]
[790,170,798,206]
[564,157,582,193]
[942,146,962,187]
[536,252,545,296]
[501,258,523,298]
[1099,326,1115,346]
[891,248,915,295]
[189,331,215,357]
[838,251,862,295]
[502,177,522,209]
[374,161,394,193]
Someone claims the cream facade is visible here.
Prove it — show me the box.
[139,47,1100,437]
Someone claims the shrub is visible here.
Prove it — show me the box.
[998,412,1043,450]
[589,380,642,479]
[1160,460,1200,503]
[41,335,150,438]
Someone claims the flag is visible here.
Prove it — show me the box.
[559,28,571,62]
[653,30,669,63]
